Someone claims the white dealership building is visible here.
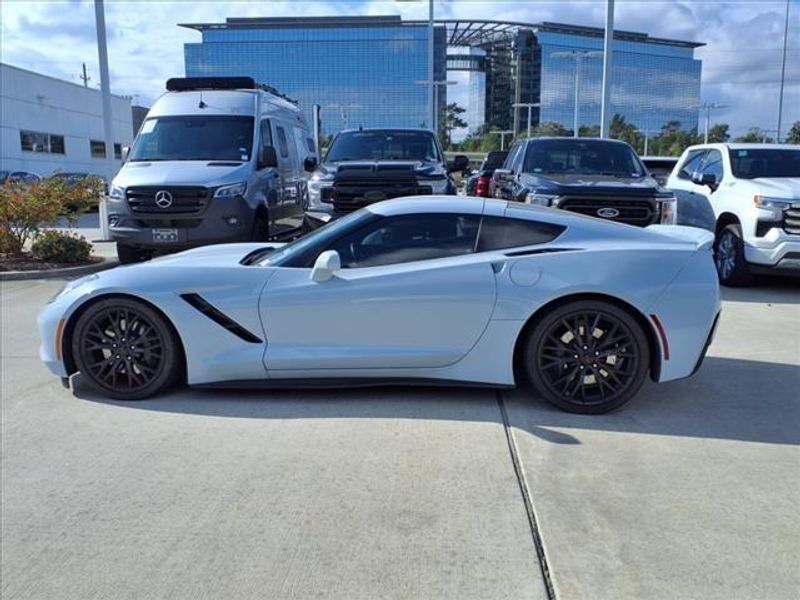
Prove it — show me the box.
[0,63,133,181]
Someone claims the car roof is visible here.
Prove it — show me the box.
[640,156,678,162]
[685,143,800,151]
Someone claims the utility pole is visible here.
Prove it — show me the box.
[513,102,541,138]
[415,80,456,138]
[493,129,515,151]
[694,103,728,144]
[80,62,91,88]
[94,0,115,241]
[599,0,615,138]
[776,0,790,142]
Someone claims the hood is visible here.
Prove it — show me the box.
[113,160,252,188]
[736,177,800,198]
[318,159,447,179]
[526,172,661,194]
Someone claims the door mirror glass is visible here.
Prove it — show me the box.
[691,171,717,189]
[303,155,318,173]
[259,145,278,170]
[310,250,341,282]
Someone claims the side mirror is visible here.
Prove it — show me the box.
[448,154,470,173]
[303,155,318,173]
[691,171,717,189]
[493,168,514,184]
[259,145,278,170]
[121,146,130,162]
[310,250,341,283]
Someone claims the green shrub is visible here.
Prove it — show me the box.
[0,176,100,256]
[31,231,92,263]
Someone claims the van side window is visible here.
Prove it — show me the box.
[276,126,289,158]
[260,120,272,148]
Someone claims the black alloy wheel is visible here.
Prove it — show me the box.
[524,300,649,414]
[72,298,181,400]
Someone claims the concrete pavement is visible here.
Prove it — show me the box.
[1,275,799,599]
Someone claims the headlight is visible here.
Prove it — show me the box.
[214,182,247,198]
[754,195,793,210]
[109,185,125,199]
[308,175,333,208]
[524,192,560,206]
[48,274,98,304]
[659,196,677,225]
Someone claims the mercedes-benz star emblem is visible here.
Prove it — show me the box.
[597,207,620,219]
[154,190,173,208]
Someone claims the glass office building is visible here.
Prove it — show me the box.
[182,16,447,136]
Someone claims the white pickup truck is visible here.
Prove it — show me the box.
[667,143,800,286]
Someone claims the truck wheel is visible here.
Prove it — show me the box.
[714,224,753,287]
[251,211,270,242]
[117,244,151,265]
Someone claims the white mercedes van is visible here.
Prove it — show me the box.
[108,77,317,263]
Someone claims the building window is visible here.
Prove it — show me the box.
[19,130,65,154]
[114,143,122,160]
[90,140,106,158]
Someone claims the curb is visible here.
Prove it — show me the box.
[1,257,120,281]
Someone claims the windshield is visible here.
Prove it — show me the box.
[130,116,254,162]
[523,139,645,178]
[261,209,377,268]
[326,131,440,163]
[728,149,800,179]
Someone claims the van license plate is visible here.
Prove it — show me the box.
[152,228,179,243]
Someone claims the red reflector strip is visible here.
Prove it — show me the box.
[649,314,670,361]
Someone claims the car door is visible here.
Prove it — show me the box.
[259,212,497,372]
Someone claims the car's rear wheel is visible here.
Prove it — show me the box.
[714,224,753,287]
[523,300,649,414]
[71,298,181,400]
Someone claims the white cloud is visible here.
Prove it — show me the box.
[1,0,797,138]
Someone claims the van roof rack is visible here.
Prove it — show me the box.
[165,77,298,104]
[166,77,256,91]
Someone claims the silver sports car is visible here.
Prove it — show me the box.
[39,197,720,414]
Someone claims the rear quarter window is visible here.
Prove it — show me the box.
[478,216,565,251]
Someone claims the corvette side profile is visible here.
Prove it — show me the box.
[39,197,720,414]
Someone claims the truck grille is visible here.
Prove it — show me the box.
[783,205,800,235]
[332,183,433,213]
[126,186,210,214]
[557,197,656,227]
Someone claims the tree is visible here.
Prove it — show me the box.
[734,127,774,143]
[647,121,699,157]
[707,123,730,143]
[441,103,467,148]
[784,121,800,144]
[531,121,569,138]
[609,114,642,153]
[579,124,600,137]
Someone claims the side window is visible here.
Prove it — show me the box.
[275,125,289,158]
[478,216,565,251]
[260,120,272,148]
[293,127,310,160]
[701,149,724,181]
[678,150,706,180]
[328,213,481,268]
[510,143,528,172]
[505,143,522,172]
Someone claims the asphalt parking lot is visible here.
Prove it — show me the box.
[1,273,798,600]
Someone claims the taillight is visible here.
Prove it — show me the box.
[476,175,490,197]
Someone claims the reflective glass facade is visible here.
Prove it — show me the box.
[183,18,447,136]
[536,30,701,133]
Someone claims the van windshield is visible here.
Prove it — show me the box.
[129,116,254,162]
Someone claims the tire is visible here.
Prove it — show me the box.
[71,297,182,400]
[714,224,753,287]
[250,210,270,242]
[522,300,650,414]
[117,244,151,265]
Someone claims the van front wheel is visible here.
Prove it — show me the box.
[117,244,151,265]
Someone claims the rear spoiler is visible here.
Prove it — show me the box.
[646,225,715,251]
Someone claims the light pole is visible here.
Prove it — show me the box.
[552,50,603,137]
[599,0,615,138]
[399,0,435,134]
[777,0,790,142]
[694,103,728,144]
[493,129,515,151]
[94,0,114,241]
[415,80,456,136]
[513,102,541,138]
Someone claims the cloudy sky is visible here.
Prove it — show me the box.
[2,0,798,138]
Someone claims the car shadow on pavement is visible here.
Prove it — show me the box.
[721,277,800,305]
[72,356,799,447]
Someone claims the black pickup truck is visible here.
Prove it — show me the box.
[492,138,679,227]
[304,128,468,229]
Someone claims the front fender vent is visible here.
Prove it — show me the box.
[180,293,262,343]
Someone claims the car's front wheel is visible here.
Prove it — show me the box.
[714,224,753,286]
[522,300,650,414]
[71,297,182,400]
